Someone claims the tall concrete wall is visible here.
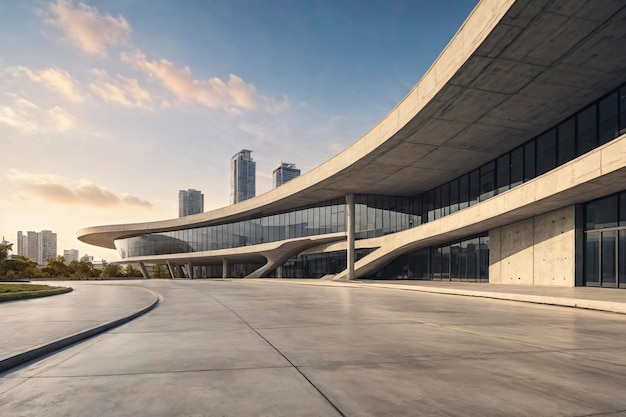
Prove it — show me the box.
[489,206,575,286]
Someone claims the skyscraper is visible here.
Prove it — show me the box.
[179,189,204,217]
[17,230,57,265]
[230,150,256,204]
[38,230,57,265]
[27,231,39,263]
[63,249,79,262]
[273,162,301,188]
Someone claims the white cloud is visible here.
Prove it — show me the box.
[88,69,154,110]
[263,95,291,114]
[6,170,152,208]
[121,49,258,111]
[0,94,76,134]
[5,65,86,102]
[45,0,130,56]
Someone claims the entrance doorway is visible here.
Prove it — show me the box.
[584,230,626,288]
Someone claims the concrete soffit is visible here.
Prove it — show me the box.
[78,0,626,250]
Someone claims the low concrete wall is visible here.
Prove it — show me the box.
[489,206,575,286]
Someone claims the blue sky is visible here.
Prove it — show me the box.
[0,0,478,260]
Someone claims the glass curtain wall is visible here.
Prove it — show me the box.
[365,233,489,281]
[584,190,626,288]
[410,83,626,226]
[116,198,346,258]
[281,248,376,278]
[116,83,626,261]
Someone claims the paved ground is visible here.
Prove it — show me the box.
[2,279,626,416]
[0,282,158,369]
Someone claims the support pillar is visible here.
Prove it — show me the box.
[276,266,283,279]
[346,193,355,280]
[166,262,176,279]
[187,262,194,279]
[222,259,228,279]
[138,262,150,279]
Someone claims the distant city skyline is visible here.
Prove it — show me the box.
[0,0,479,260]
[273,162,301,188]
[231,150,256,204]
[17,230,57,265]
[179,189,204,217]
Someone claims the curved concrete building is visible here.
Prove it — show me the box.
[79,0,626,288]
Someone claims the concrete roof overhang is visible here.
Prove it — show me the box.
[78,0,626,249]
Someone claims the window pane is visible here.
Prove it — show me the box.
[510,146,523,188]
[459,174,469,210]
[431,247,442,280]
[441,183,450,216]
[466,237,479,281]
[536,128,557,176]
[449,178,459,213]
[479,161,495,201]
[524,140,536,181]
[434,187,442,220]
[441,245,450,280]
[586,195,618,230]
[557,117,576,165]
[577,104,597,156]
[479,234,490,282]
[621,192,626,227]
[450,241,460,280]
[469,170,479,206]
[599,92,618,145]
[585,233,600,285]
[496,153,510,194]
[601,231,617,286]
[427,189,436,222]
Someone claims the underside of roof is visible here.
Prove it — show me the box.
[78,0,626,249]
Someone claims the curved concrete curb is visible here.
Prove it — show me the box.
[355,284,626,315]
[252,279,626,315]
[0,287,161,374]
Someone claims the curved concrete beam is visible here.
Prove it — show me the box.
[78,0,626,254]
[334,135,626,279]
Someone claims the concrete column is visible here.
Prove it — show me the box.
[222,259,228,279]
[138,262,150,279]
[346,193,355,280]
[276,266,283,279]
[166,262,176,279]
[187,262,194,279]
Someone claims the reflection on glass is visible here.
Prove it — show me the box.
[585,233,600,285]
[602,231,617,286]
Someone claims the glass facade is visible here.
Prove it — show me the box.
[583,190,626,288]
[116,198,346,258]
[281,249,375,278]
[114,82,626,281]
[365,233,489,281]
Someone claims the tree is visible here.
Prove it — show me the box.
[0,242,12,261]
[0,242,12,277]
[69,258,99,278]
[150,264,170,279]
[123,264,143,278]
[1,256,42,279]
[42,256,70,278]
[100,261,125,278]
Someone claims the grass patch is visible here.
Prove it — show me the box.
[0,284,72,302]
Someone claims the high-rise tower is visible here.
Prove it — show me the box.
[273,162,301,188]
[230,150,256,204]
[179,189,204,217]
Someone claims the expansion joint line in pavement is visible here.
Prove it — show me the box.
[198,290,347,417]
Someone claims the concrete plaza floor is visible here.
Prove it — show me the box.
[1,279,626,416]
